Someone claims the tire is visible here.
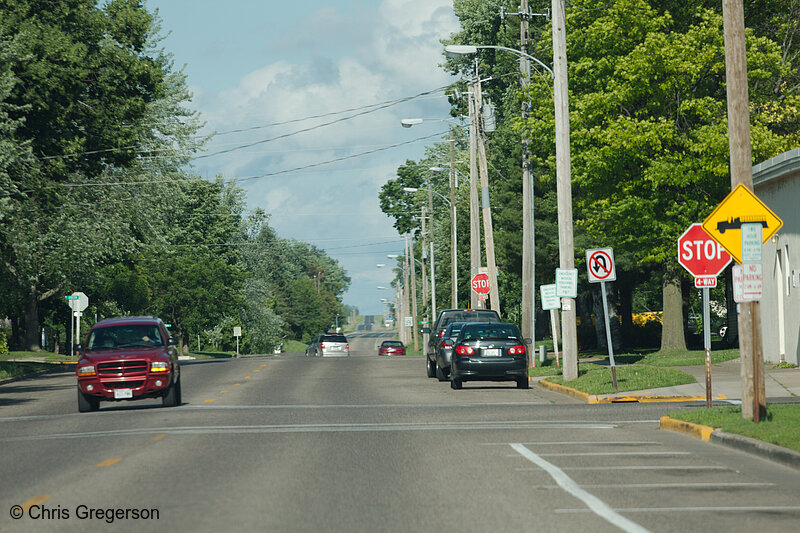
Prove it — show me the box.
[436,364,448,382]
[77,389,99,413]
[450,377,462,390]
[426,357,436,378]
[517,377,529,389]
[162,376,181,407]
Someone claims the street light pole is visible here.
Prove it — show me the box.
[468,82,481,309]
[520,0,535,344]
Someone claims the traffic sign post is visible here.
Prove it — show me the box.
[677,223,732,408]
[540,284,561,369]
[471,273,491,296]
[65,292,88,357]
[233,326,242,358]
[586,248,617,390]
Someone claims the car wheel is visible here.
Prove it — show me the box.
[516,377,529,389]
[77,389,99,413]
[162,376,181,407]
[426,357,436,378]
[450,377,462,390]
[436,364,448,382]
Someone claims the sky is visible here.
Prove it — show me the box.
[146,0,461,316]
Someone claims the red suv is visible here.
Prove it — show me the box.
[75,316,181,412]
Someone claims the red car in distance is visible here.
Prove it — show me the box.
[378,340,405,356]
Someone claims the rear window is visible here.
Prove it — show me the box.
[381,341,403,347]
[322,335,347,343]
[437,310,501,332]
[461,324,521,341]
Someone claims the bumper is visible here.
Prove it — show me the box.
[321,350,350,357]
[78,374,172,401]
[436,348,454,369]
[451,357,527,381]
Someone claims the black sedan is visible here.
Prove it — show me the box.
[449,323,530,390]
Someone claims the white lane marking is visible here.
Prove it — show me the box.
[525,482,774,489]
[511,443,652,533]
[537,451,691,457]
[525,465,734,471]
[482,441,659,446]
[0,421,619,442]
[556,506,800,514]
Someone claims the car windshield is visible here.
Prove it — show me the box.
[322,335,347,343]
[87,324,163,350]
[382,341,403,347]
[461,325,520,341]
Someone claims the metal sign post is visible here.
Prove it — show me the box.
[586,248,617,390]
[540,284,561,369]
[233,326,242,358]
[702,287,712,408]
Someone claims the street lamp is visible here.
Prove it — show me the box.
[445,24,577,379]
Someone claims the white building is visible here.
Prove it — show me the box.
[753,147,800,365]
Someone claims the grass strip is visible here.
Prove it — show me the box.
[545,364,696,395]
[1,351,75,363]
[0,361,53,380]
[668,405,800,453]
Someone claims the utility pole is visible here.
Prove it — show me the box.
[473,76,501,314]
[722,0,765,422]
[520,0,535,343]
[420,205,429,352]
[449,127,458,308]
[408,234,419,352]
[552,0,578,381]
[468,82,481,309]
[403,238,411,346]
[427,181,436,320]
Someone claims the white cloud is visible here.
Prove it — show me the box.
[191,0,459,314]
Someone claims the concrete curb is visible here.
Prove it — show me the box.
[659,415,715,441]
[711,431,800,470]
[659,416,800,471]
[537,378,727,404]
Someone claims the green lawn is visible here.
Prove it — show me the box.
[0,361,60,380]
[543,364,696,395]
[1,350,75,363]
[668,405,800,453]
[591,348,740,366]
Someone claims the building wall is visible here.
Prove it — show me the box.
[753,148,800,365]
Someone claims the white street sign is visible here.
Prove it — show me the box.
[733,263,763,302]
[68,292,89,312]
[555,268,578,298]
[404,316,413,327]
[540,284,561,310]
[233,326,242,337]
[740,223,763,263]
[586,248,616,283]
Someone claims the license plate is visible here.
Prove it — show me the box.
[330,345,341,350]
[483,348,501,357]
[114,388,133,399]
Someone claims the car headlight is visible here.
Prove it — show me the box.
[150,361,169,372]
[77,365,96,377]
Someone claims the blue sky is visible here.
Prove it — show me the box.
[146,0,460,315]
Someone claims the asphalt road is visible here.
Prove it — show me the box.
[1,332,799,532]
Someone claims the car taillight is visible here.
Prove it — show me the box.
[438,331,444,338]
[346,344,350,350]
[150,361,169,372]
[320,343,325,349]
[508,345,526,355]
[441,340,453,348]
[455,345,474,355]
[77,365,95,377]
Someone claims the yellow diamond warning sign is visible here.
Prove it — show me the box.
[702,184,782,264]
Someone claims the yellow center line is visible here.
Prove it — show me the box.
[260,364,267,367]
[151,433,167,442]
[253,369,260,372]
[220,389,230,393]
[203,398,216,403]
[21,495,50,512]
[234,383,241,386]
[245,376,251,379]
[97,458,122,467]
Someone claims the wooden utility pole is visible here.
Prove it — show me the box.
[408,234,419,352]
[473,77,501,314]
[520,0,535,343]
[722,0,765,421]
[468,83,481,308]
[421,205,429,352]
[402,243,411,346]
[552,0,578,381]
[449,128,458,308]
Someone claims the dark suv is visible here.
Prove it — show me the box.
[422,309,501,379]
[75,316,181,412]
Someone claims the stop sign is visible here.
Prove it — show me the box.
[678,223,731,278]
[471,273,490,295]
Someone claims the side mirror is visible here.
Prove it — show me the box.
[524,338,533,345]
[168,337,179,346]
[73,343,82,353]
[421,327,431,334]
